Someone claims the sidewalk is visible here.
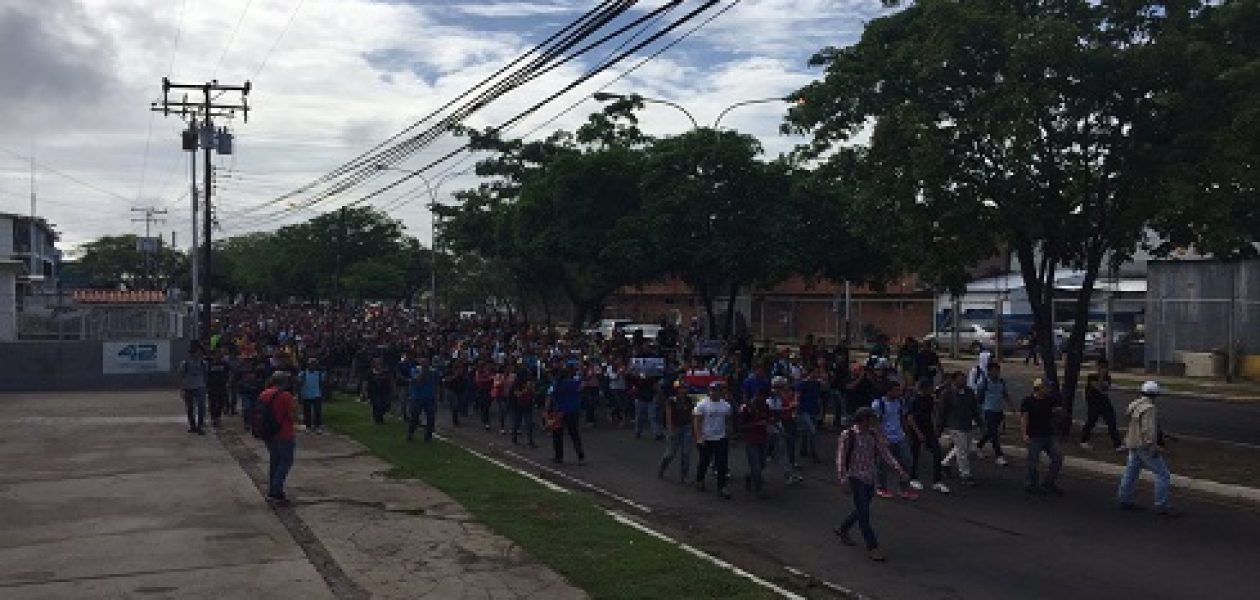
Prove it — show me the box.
[221,423,586,600]
[0,391,332,600]
[935,355,1260,401]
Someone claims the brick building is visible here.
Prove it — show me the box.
[605,276,935,346]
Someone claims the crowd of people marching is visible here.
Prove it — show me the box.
[176,305,1180,561]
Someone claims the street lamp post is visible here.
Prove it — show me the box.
[593,92,791,129]
[376,165,441,321]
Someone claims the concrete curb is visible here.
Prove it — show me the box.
[999,443,1260,507]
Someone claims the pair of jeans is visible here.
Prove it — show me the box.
[635,400,660,438]
[406,398,436,441]
[208,387,228,423]
[265,439,296,499]
[797,412,819,460]
[976,410,1005,457]
[581,387,599,424]
[1082,401,1122,448]
[240,389,258,429]
[658,428,693,481]
[301,397,324,430]
[841,477,878,550]
[909,431,945,484]
[943,429,973,478]
[608,389,628,421]
[370,393,390,424]
[876,438,912,489]
[1118,448,1172,508]
[512,404,535,446]
[744,441,767,492]
[695,438,729,491]
[1026,435,1064,487]
[182,388,207,431]
[448,388,464,426]
[552,412,585,462]
[767,425,798,479]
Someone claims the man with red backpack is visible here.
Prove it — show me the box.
[254,372,298,506]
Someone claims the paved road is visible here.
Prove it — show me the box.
[439,411,1260,600]
[0,391,333,599]
[982,377,1260,447]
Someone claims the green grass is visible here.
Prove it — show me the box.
[323,396,780,600]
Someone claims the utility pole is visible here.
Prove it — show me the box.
[131,207,168,288]
[153,78,251,342]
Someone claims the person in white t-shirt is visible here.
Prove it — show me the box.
[693,381,733,499]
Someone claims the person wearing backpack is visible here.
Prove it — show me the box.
[834,406,910,562]
[871,382,917,499]
[297,358,327,434]
[258,372,298,505]
[178,342,209,435]
[406,356,439,442]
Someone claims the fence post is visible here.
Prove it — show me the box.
[1156,292,1165,376]
[1227,261,1238,382]
[950,295,961,359]
[995,295,1004,361]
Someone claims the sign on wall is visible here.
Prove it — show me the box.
[103,340,171,374]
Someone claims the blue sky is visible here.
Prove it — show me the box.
[0,0,895,248]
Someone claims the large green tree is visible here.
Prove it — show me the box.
[71,234,188,291]
[786,0,1260,422]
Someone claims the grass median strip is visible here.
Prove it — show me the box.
[322,398,781,600]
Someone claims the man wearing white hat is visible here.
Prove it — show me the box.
[1118,381,1180,516]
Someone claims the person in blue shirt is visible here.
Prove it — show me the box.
[548,367,586,464]
[741,366,771,405]
[406,356,439,442]
[297,358,326,434]
[795,368,824,463]
[871,382,917,499]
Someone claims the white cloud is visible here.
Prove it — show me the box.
[0,0,893,252]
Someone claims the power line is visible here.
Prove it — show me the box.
[213,0,255,78]
[251,0,306,82]
[259,0,668,221]
[245,0,633,215]
[135,0,189,208]
[0,145,132,203]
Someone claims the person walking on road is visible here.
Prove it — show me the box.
[907,381,950,494]
[1118,382,1181,516]
[1020,378,1066,495]
[367,358,394,425]
[835,406,910,562]
[740,389,772,498]
[1081,360,1123,451]
[297,358,327,434]
[872,382,918,499]
[511,373,538,448]
[406,356,439,442]
[938,372,980,486]
[206,348,231,430]
[178,342,209,435]
[549,367,586,464]
[693,381,733,499]
[658,382,695,482]
[974,362,1013,466]
[260,372,298,506]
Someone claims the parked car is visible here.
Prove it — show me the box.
[923,323,1020,355]
[583,318,635,339]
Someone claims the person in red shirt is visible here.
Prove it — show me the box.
[260,372,298,505]
[740,389,772,498]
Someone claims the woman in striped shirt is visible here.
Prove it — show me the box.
[835,406,908,562]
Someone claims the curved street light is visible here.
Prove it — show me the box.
[376,164,445,320]
[593,92,699,129]
[713,96,793,129]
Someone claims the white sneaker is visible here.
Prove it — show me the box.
[908,479,924,491]
[933,482,951,494]
[995,456,1009,467]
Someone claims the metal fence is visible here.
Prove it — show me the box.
[1146,260,1260,377]
[15,292,190,341]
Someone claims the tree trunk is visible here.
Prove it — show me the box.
[696,281,718,338]
[1060,245,1106,433]
[722,282,740,340]
[1014,240,1061,394]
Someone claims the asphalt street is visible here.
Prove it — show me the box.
[977,376,1260,447]
[437,410,1260,600]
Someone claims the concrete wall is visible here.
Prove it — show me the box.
[0,339,189,392]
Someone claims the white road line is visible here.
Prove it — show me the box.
[435,434,570,494]
[608,511,806,600]
[783,566,867,599]
[501,448,653,513]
